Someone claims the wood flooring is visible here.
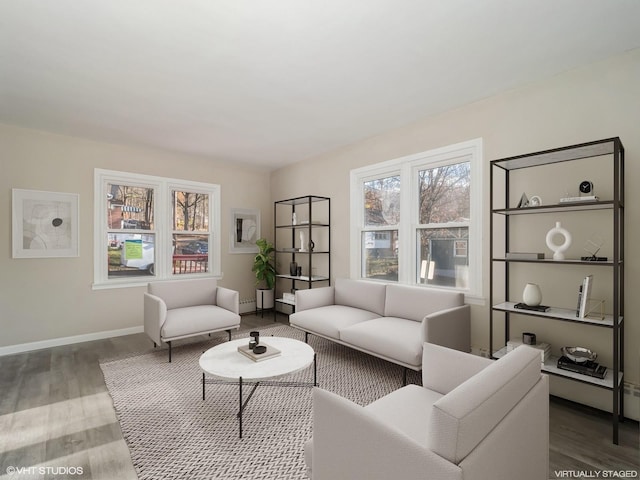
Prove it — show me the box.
[1,313,638,479]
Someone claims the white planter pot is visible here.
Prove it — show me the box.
[256,288,274,309]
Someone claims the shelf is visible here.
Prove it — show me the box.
[492,200,615,215]
[491,138,620,171]
[276,223,330,229]
[490,137,624,444]
[275,298,296,306]
[492,302,617,327]
[275,195,330,205]
[493,258,616,266]
[276,274,329,282]
[276,250,329,254]
[493,347,621,390]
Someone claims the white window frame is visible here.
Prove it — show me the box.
[93,169,221,289]
[350,138,484,302]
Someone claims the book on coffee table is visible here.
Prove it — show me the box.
[237,343,282,362]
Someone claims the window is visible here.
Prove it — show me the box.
[350,139,483,300]
[172,190,210,275]
[94,169,221,288]
[362,175,400,281]
[416,161,470,289]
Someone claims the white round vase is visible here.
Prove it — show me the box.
[545,221,572,260]
[522,283,542,307]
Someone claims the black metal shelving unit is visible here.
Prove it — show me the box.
[273,196,331,316]
[489,137,624,444]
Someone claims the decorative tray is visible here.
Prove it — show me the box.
[561,346,597,364]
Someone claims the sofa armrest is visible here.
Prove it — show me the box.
[311,388,462,480]
[216,286,239,314]
[421,304,471,353]
[144,292,167,345]
[295,286,335,312]
[421,343,493,395]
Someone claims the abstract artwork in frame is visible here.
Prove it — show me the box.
[12,189,80,258]
[229,208,260,254]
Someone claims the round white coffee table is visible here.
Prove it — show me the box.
[199,336,316,438]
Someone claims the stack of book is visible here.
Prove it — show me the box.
[557,356,607,379]
[237,343,281,362]
[507,339,551,364]
[505,252,545,260]
[576,275,593,318]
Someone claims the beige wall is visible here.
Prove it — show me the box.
[271,49,640,414]
[0,125,271,348]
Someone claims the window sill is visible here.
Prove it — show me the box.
[92,273,223,290]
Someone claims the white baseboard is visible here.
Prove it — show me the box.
[239,299,256,314]
[0,325,144,357]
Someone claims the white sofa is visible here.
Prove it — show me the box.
[306,343,549,480]
[290,279,470,378]
[144,278,241,361]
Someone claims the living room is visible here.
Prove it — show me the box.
[2,1,640,479]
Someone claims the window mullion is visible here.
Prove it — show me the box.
[399,162,413,284]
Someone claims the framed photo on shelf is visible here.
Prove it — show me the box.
[229,208,260,254]
[12,188,80,258]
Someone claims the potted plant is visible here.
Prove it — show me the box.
[252,238,276,310]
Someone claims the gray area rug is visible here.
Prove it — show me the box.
[100,325,420,480]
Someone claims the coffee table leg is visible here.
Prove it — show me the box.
[239,377,243,438]
[202,373,205,400]
[314,353,317,386]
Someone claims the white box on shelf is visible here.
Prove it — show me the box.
[283,292,295,303]
[506,339,551,363]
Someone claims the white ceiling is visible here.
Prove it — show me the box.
[2,1,640,169]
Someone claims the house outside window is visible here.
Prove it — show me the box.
[94,169,221,288]
[350,139,483,301]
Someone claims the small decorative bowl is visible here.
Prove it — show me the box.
[561,346,597,364]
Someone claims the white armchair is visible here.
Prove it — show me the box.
[144,278,241,361]
[306,343,549,480]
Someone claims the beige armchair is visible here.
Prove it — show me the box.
[144,278,241,361]
[306,343,549,480]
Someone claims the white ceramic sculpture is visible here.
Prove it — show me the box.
[545,221,572,260]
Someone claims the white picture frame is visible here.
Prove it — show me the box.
[12,188,80,258]
[229,208,260,254]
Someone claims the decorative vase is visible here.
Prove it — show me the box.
[289,261,298,276]
[545,221,572,260]
[522,283,542,307]
[299,231,306,252]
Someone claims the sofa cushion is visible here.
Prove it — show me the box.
[334,278,387,316]
[290,305,381,339]
[339,317,423,368]
[365,384,443,447]
[161,305,238,340]
[385,284,464,322]
[149,278,217,310]
[427,346,542,464]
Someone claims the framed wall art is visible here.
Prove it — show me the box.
[12,189,80,258]
[229,208,260,254]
